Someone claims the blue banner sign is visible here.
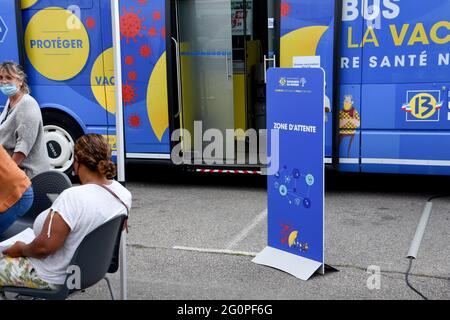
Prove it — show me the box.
[253,68,325,281]
[0,0,20,63]
[0,0,21,107]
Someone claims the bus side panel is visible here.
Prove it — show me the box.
[118,0,171,156]
[98,0,117,151]
[0,0,22,106]
[0,0,21,62]
[279,0,336,160]
[338,0,365,172]
[361,0,449,84]
[22,0,108,129]
[340,0,364,85]
[360,0,450,175]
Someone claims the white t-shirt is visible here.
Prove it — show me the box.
[29,181,132,285]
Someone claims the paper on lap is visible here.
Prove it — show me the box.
[0,228,36,253]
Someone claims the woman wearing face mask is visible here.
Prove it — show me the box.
[0,61,50,179]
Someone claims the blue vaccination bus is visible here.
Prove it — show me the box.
[0,0,449,175]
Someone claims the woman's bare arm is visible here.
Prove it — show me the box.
[3,210,71,259]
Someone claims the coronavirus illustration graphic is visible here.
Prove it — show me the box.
[128,113,142,128]
[280,224,292,245]
[120,6,147,44]
[125,55,134,65]
[86,17,96,29]
[122,80,137,106]
[148,27,157,37]
[140,44,151,58]
[153,11,161,21]
[281,2,291,17]
[128,71,137,81]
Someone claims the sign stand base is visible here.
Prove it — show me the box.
[253,247,324,281]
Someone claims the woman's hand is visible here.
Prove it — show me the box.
[124,219,129,233]
[3,241,26,258]
[12,152,26,166]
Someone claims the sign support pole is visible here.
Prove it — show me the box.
[111,0,127,300]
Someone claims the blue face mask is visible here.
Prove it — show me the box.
[0,83,20,97]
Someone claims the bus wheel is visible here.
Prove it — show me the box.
[43,112,84,175]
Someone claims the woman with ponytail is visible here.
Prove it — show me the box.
[0,134,132,290]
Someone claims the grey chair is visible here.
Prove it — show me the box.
[2,214,126,300]
[0,171,72,241]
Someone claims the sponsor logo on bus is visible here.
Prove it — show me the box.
[404,90,442,122]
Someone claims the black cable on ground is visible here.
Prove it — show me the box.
[427,193,450,202]
[406,257,429,300]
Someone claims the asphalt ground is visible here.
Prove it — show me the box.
[66,165,449,300]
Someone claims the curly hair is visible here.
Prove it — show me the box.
[74,134,117,179]
[0,61,31,94]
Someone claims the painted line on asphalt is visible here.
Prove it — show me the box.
[173,246,258,257]
[225,209,268,251]
[134,244,450,281]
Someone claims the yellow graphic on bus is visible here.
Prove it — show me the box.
[280,26,328,67]
[91,48,116,113]
[25,7,90,81]
[21,0,38,9]
[147,52,169,142]
[104,135,117,152]
[409,93,438,120]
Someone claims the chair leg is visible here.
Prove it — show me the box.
[104,277,115,300]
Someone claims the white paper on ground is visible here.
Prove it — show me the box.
[0,228,36,253]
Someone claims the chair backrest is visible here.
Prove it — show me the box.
[67,215,126,291]
[0,171,72,241]
[107,221,124,274]
[24,171,72,223]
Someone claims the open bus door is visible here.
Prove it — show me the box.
[167,0,280,168]
[0,0,24,106]
[168,0,236,165]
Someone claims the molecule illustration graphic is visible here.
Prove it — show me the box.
[274,166,314,209]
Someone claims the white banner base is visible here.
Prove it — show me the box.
[252,246,323,281]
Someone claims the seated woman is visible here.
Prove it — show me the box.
[0,145,34,236]
[0,134,131,290]
[0,61,50,179]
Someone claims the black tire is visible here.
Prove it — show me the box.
[42,111,84,176]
